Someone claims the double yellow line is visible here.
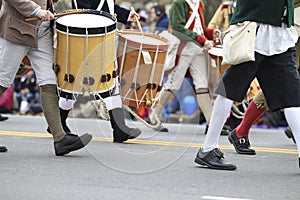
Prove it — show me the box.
[0,130,298,154]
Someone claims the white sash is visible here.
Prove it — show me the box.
[185,0,203,35]
[96,0,114,15]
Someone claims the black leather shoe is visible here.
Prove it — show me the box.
[228,130,256,155]
[0,145,7,152]
[284,126,296,144]
[0,114,8,121]
[54,133,92,156]
[204,125,231,136]
[194,148,237,170]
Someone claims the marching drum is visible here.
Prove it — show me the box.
[117,30,169,107]
[55,10,117,99]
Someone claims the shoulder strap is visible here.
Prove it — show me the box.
[96,0,106,11]
[184,0,200,29]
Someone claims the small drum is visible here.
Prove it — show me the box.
[55,10,117,99]
[117,30,169,107]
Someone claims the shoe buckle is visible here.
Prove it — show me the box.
[213,149,224,158]
[239,138,246,144]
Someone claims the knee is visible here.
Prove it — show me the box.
[253,90,269,111]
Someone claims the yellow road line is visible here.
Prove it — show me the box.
[0,130,298,154]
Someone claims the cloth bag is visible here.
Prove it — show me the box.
[222,21,257,65]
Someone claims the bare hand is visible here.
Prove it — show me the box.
[128,11,140,22]
[204,40,214,51]
[37,10,54,21]
[213,29,221,39]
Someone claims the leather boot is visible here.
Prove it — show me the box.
[0,146,7,152]
[47,108,72,134]
[109,107,141,143]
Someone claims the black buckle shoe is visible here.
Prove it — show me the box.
[0,145,7,152]
[194,148,236,170]
[228,130,256,155]
[0,114,8,121]
[284,126,296,144]
[54,133,92,156]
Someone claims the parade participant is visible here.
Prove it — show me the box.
[0,0,92,155]
[194,0,300,170]
[227,0,300,154]
[51,0,142,143]
[208,0,236,32]
[148,0,230,135]
[150,3,169,34]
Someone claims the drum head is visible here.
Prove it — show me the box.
[118,30,168,51]
[56,11,116,35]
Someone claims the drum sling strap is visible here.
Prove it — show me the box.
[97,0,115,15]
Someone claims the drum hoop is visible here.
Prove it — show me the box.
[55,10,116,35]
[118,30,169,51]
[55,29,115,37]
[58,86,115,100]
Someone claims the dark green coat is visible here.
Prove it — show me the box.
[231,0,295,27]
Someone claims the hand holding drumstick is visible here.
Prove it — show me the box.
[129,7,142,32]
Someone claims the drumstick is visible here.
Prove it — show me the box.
[73,0,78,10]
[25,9,89,22]
[130,7,143,33]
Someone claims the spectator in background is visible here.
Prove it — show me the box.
[150,3,169,33]
[14,69,41,114]
[208,0,236,33]
[0,85,12,121]
[137,9,150,32]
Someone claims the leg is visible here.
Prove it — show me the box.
[194,55,259,170]
[29,24,92,155]
[0,37,29,153]
[148,88,173,132]
[194,95,236,170]
[47,97,73,134]
[104,78,141,143]
[284,107,300,168]
[228,90,267,155]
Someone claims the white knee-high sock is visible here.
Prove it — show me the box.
[202,95,233,152]
[284,107,300,158]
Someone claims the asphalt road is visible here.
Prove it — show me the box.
[0,114,299,200]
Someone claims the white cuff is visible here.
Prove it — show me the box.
[103,95,122,110]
